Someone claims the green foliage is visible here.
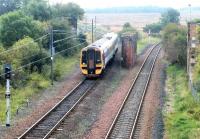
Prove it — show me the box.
[143,23,162,33]
[160,8,180,27]
[191,18,200,23]
[162,23,187,66]
[0,1,86,123]
[193,52,200,91]
[164,65,200,139]
[50,19,79,55]
[0,11,45,47]
[197,26,200,42]
[123,22,132,28]
[78,33,88,45]
[120,22,137,35]
[52,2,84,29]
[137,35,160,54]
[53,3,84,20]
[0,0,22,15]
[23,0,51,21]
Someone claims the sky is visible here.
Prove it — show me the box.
[51,0,200,9]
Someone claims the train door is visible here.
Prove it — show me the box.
[87,49,96,74]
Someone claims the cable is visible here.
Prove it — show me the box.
[53,35,77,44]
[0,34,49,56]
[0,42,86,78]
[55,42,86,55]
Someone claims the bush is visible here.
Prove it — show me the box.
[162,23,187,66]
[0,11,45,47]
[120,22,137,34]
[50,19,80,56]
[143,23,162,33]
[23,0,51,21]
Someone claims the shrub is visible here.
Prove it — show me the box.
[162,23,187,66]
[0,11,45,47]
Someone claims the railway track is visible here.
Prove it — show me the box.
[18,79,96,139]
[105,43,161,139]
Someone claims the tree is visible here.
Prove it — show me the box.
[0,11,45,47]
[52,3,84,29]
[160,8,180,27]
[23,0,51,21]
[50,19,79,56]
[123,22,132,28]
[162,23,187,66]
[0,0,21,15]
[143,23,162,33]
[120,22,137,34]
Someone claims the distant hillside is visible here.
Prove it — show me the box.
[180,7,200,13]
[86,6,168,13]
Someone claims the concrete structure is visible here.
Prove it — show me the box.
[121,34,137,68]
[187,22,200,95]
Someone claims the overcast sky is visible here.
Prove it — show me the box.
[51,0,200,9]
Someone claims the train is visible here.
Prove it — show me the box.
[80,32,119,77]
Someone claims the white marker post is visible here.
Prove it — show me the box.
[5,79,10,127]
[4,64,11,127]
[148,29,151,45]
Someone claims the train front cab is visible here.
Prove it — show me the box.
[80,48,104,77]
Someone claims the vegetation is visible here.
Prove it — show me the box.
[162,23,187,66]
[193,47,200,92]
[164,65,200,139]
[120,22,137,35]
[0,11,44,47]
[160,8,180,27]
[119,23,160,54]
[0,0,23,15]
[143,8,180,34]
[0,0,87,123]
[137,35,160,54]
[23,0,51,21]
[143,23,162,34]
[197,26,200,43]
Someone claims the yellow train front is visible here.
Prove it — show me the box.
[80,32,118,77]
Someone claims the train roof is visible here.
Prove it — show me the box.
[82,32,118,51]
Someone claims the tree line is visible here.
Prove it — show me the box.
[143,8,187,66]
[0,0,86,87]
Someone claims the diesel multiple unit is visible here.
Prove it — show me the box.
[80,32,119,77]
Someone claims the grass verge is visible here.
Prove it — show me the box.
[0,54,78,123]
[137,36,160,54]
[164,65,200,139]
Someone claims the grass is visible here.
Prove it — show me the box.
[137,32,160,54]
[0,53,79,124]
[164,65,200,139]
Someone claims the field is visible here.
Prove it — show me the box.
[84,12,200,32]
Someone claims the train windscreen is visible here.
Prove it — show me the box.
[88,49,95,69]
[96,51,101,64]
[82,51,87,64]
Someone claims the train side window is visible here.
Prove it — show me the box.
[96,51,101,64]
[82,51,87,64]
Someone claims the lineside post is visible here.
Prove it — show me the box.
[4,64,11,127]
[92,19,94,43]
[94,16,96,41]
[50,28,54,85]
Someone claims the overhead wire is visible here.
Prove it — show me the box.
[0,42,86,78]
[0,34,49,56]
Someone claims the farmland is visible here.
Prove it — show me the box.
[84,12,200,31]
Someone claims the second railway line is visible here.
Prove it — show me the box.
[105,43,161,139]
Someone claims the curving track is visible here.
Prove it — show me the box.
[18,79,96,139]
[105,43,161,139]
